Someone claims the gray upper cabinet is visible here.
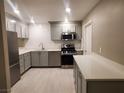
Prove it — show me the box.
[51,23,63,40]
[39,51,48,66]
[50,21,82,41]
[25,26,29,38]
[21,24,29,39]
[16,22,22,38]
[5,17,29,39]
[76,23,82,40]
[6,18,16,32]
[24,52,31,70]
[31,52,40,67]
[48,51,61,66]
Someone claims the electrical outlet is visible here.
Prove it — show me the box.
[99,48,102,53]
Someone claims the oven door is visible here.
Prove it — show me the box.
[61,55,74,66]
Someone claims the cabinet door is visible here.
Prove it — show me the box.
[50,22,82,40]
[24,53,31,70]
[74,62,79,93]
[16,23,22,38]
[76,24,82,40]
[51,24,63,40]
[77,70,82,93]
[39,51,48,66]
[25,25,29,38]
[19,55,25,74]
[21,24,26,38]
[7,19,16,32]
[48,51,61,66]
[31,52,40,66]
[62,23,76,32]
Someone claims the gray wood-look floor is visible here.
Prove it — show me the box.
[11,68,76,93]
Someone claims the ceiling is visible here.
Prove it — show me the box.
[4,0,100,23]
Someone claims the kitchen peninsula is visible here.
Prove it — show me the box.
[73,54,124,93]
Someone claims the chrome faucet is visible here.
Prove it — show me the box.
[39,43,45,50]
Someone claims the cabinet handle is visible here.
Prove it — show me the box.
[79,72,82,77]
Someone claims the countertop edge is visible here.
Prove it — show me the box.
[73,54,124,80]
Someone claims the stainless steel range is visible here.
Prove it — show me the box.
[61,44,76,68]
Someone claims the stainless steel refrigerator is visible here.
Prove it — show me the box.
[7,31,20,86]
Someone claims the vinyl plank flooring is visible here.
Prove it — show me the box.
[11,68,75,93]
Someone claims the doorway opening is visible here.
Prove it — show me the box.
[83,21,93,55]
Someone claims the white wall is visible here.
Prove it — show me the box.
[21,23,81,50]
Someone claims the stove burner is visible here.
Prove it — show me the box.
[61,44,76,67]
[61,44,76,55]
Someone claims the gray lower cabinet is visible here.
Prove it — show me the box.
[24,52,31,70]
[48,51,61,66]
[31,51,49,67]
[74,62,78,93]
[31,51,40,67]
[74,61,87,93]
[19,55,25,74]
[77,71,82,93]
[74,62,83,93]
[19,53,31,74]
[74,62,87,93]
[39,51,48,66]
[23,51,61,68]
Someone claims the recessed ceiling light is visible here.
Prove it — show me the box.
[30,17,35,24]
[10,20,16,23]
[14,9,20,15]
[66,8,71,13]
[65,18,69,23]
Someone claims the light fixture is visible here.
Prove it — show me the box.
[30,17,35,24]
[10,20,16,23]
[66,8,71,13]
[65,18,68,23]
[14,8,20,15]
[65,17,69,23]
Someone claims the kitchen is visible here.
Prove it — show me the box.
[0,0,124,93]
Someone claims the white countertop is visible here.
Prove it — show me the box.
[19,49,61,55]
[74,54,124,80]
[76,49,83,51]
[19,48,83,55]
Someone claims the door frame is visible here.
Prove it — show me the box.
[0,0,11,92]
[83,20,93,55]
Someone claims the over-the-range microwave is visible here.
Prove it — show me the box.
[61,32,77,40]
